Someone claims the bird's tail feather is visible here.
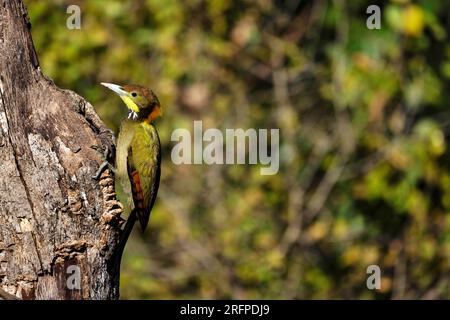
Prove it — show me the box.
[111,209,137,273]
[136,209,149,232]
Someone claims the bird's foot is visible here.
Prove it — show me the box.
[91,145,116,179]
[100,128,116,146]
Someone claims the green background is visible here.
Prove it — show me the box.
[25,0,450,299]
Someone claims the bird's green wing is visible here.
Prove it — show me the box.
[127,122,161,231]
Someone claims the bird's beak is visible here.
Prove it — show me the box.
[101,82,140,116]
[100,82,129,97]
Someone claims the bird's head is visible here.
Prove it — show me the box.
[101,82,161,122]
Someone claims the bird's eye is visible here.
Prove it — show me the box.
[131,92,137,97]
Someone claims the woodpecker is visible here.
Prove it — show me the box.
[100,82,161,236]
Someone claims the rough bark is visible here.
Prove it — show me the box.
[0,0,123,299]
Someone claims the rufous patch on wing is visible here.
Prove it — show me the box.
[131,170,145,209]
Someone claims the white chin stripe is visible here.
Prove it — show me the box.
[128,111,139,120]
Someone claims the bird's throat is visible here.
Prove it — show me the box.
[128,110,139,120]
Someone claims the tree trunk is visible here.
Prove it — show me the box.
[0,0,123,299]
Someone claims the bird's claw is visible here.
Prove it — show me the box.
[91,145,116,179]
[100,128,116,146]
[91,144,111,159]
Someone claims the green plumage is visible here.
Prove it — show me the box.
[100,82,161,233]
[116,119,161,231]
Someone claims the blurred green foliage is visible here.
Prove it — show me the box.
[26,0,450,299]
